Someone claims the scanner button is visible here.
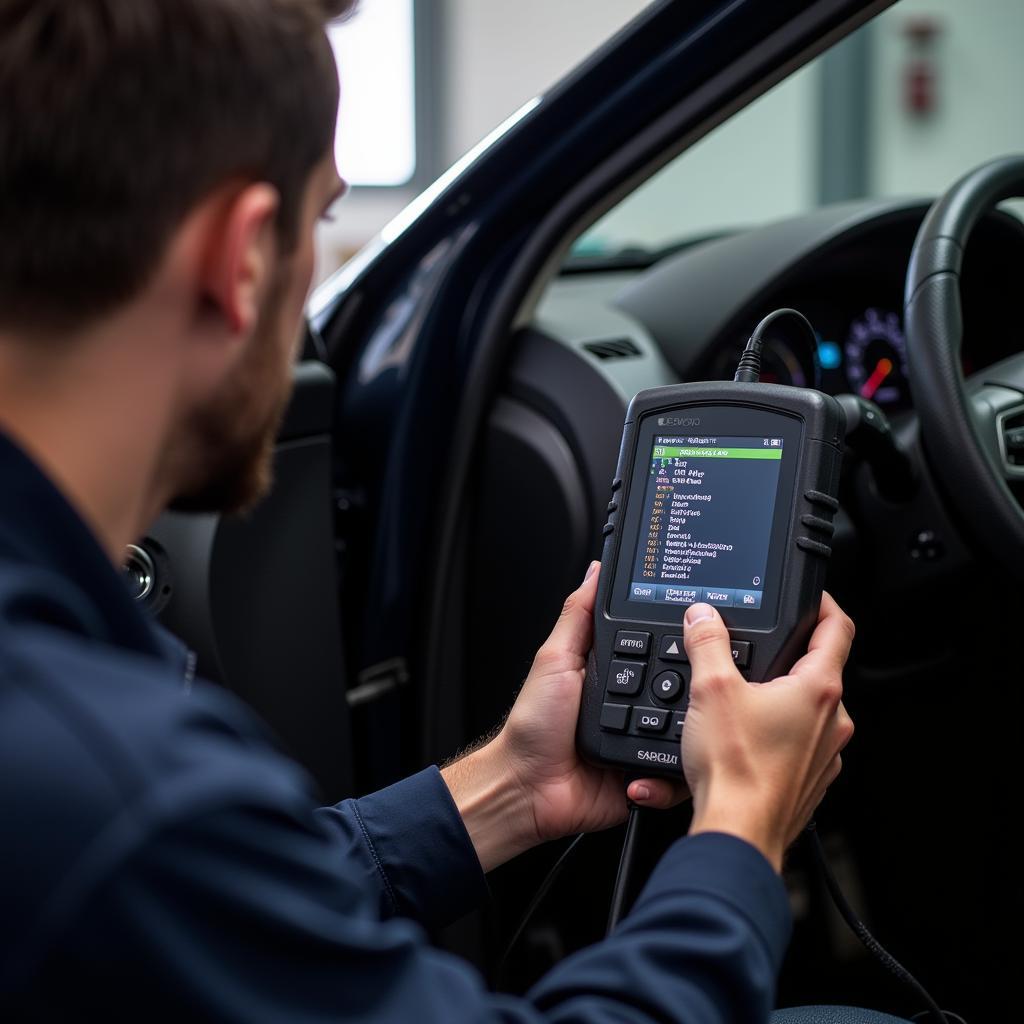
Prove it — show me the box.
[797,536,832,558]
[658,634,687,662]
[805,489,839,512]
[734,590,762,609]
[632,706,669,734]
[672,713,686,739]
[651,671,683,703]
[614,630,650,656]
[729,641,752,668]
[801,513,835,536]
[703,588,734,607]
[607,660,644,696]
[600,703,631,733]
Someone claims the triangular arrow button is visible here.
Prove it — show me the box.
[660,636,686,662]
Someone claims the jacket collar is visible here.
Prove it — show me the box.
[0,430,164,660]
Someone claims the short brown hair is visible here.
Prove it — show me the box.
[0,0,353,334]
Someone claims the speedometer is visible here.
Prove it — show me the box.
[844,308,909,408]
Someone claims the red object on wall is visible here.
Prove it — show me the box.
[902,16,942,119]
[905,59,935,116]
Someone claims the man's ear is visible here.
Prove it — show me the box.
[201,183,281,336]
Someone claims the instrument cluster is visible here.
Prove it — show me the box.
[714,305,913,411]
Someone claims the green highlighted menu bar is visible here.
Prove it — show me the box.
[652,446,783,460]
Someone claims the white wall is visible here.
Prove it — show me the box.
[580,63,820,253]
[315,1,1024,281]
[548,0,1024,254]
[869,0,1024,199]
[440,0,652,167]
[315,0,653,282]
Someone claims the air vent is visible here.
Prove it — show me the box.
[1002,409,1024,467]
[582,337,642,361]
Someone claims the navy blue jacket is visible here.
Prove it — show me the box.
[0,431,791,1021]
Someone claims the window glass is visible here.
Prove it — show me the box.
[575,0,1024,256]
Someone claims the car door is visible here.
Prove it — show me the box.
[312,0,890,790]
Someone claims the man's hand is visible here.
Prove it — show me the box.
[682,593,856,873]
[442,562,686,872]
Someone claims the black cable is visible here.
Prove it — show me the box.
[734,307,819,383]
[606,804,642,933]
[497,833,586,972]
[806,823,955,1024]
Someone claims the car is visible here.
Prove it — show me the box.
[138,1,1022,1018]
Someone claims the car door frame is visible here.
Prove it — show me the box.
[313,0,893,783]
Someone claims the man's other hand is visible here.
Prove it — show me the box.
[442,562,685,872]
[682,593,856,873]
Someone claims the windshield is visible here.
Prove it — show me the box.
[575,0,1024,258]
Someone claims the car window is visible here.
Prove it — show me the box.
[575,0,1024,258]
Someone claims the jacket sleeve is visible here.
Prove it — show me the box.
[527,832,792,1023]
[315,767,490,932]
[26,765,792,1024]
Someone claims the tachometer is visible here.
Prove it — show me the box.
[844,308,909,407]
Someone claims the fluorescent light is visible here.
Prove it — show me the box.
[328,0,416,187]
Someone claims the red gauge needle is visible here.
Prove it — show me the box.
[861,357,893,400]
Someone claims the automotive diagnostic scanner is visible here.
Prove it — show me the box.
[577,310,845,779]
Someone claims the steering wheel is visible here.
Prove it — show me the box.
[905,155,1024,574]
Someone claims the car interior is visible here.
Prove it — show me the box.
[131,1,1021,1019]
[477,191,1024,1016]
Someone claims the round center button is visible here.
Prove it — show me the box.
[651,670,683,703]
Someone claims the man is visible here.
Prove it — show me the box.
[0,1,854,1021]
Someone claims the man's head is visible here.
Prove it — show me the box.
[0,0,352,516]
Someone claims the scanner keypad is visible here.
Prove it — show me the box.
[599,633,756,740]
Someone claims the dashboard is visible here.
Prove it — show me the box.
[472,200,1024,1024]
[472,196,1024,754]
[532,198,1024,415]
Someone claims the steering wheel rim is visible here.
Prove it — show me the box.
[905,154,1024,574]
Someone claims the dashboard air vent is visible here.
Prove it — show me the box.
[1002,409,1024,467]
[583,337,642,361]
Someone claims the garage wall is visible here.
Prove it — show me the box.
[315,0,653,281]
[316,1,1024,284]
[439,0,652,168]
[578,63,820,254]
[868,0,1024,198]
[523,0,1024,257]
[316,0,820,276]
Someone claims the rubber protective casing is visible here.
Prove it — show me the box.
[577,381,844,779]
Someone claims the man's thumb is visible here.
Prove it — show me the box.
[683,604,737,681]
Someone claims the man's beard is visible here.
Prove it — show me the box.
[168,276,295,517]
[167,398,284,516]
